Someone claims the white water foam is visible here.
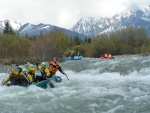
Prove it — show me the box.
[0,56,150,113]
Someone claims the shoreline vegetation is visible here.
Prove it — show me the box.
[0,25,150,66]
[0,53,149,67]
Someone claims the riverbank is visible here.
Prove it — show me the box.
[0,58,43,66]
[0,53,149,66]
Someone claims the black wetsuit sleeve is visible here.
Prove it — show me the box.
[58,67,63,73]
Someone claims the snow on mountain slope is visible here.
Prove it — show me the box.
[71,6,150,37]
[0,20,86,39]
[0,19,21,31]
[1,6,150,38]
[18,23,86,39]
[18,23,54,36]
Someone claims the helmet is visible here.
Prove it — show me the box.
[30,64,34,68]
[41,62,47,66]
[22,68,27,72]
[18,65,24,69]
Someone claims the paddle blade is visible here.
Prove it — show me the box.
[49,82,55,88]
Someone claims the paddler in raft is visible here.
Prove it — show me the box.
[102,53,114,59]
[107,54,114,59]
[35,62,50,82]
[1,65,32,86]
[49,57,67,81]
[20,67,33,86]
[27,62,36,82]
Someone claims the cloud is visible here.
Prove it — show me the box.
[0,0,150,29]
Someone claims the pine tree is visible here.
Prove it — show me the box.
[9,26,14,34]
[25,32,28,38]
[40,31,43,37]
[3,22,10,34]
[3,22,14,35]
[84,37,88,42]
[88,38,91,43]
[74,35,81,45]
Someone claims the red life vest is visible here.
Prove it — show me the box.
[49,61,60,73]
[104,54,108,58]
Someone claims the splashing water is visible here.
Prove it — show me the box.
[0,55,150,113]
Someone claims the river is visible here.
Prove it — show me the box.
[0,55,150,113]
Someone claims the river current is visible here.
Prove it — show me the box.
[0,55,150,113]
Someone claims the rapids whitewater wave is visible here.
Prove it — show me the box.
[1,55,150,113]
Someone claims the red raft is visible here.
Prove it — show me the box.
[100,56,114,60]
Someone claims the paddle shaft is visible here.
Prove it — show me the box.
[6,68,10,74]
[23,74,30,82]
[1,67,11,85]
[65,74,69,80]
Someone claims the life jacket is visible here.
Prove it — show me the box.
[28,71,35,76]
[49,61,60,73]
[40,69,46,77]
[108,54,112,58]
[104,54,108,58]
[27,66,35,76]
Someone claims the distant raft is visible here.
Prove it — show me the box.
[100,56,114,60]
[64,56,83,61]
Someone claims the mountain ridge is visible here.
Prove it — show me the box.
[70,6,150,37]
[0,20,86,39]
[1,6,150,38]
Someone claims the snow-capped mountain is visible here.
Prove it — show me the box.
[1,6,150,38]
[71,6,150,37]
[18,23,54,37]
[0,19,21,31]
[18,23,86,39]
[0,19,85,39]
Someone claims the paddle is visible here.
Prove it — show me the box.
[64,73,69,80]
[6,68,10,75]
[1,65,12,85]
[38,66,55,88]
[23,74,30,82]
[49,82,55,88]
[22,74,33,86]
[59,66,69,80]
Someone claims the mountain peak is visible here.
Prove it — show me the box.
[0,19,21,31]
[71,6,150,37]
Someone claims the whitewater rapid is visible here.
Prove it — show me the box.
[0,55,150,113]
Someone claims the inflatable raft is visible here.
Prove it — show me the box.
[64,56,83,61]
[6,76,62,88]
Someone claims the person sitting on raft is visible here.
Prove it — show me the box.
[103,53,108,58]
[49,57,67,78]
[27,62,36,82]
[70,50,75,60]
[107,54,114,59]
[21,67,33,86]
[36,62,50,82]
[1,65,32,86]
[103,53,114,59]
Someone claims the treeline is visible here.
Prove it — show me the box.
[0,34,31,64]
[74,27,150,57]
[0,26,150,65]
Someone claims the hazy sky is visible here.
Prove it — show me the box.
[0,0,150,28]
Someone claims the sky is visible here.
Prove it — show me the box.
[0,0,150,29]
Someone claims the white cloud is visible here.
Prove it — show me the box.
[0,0,150,29]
